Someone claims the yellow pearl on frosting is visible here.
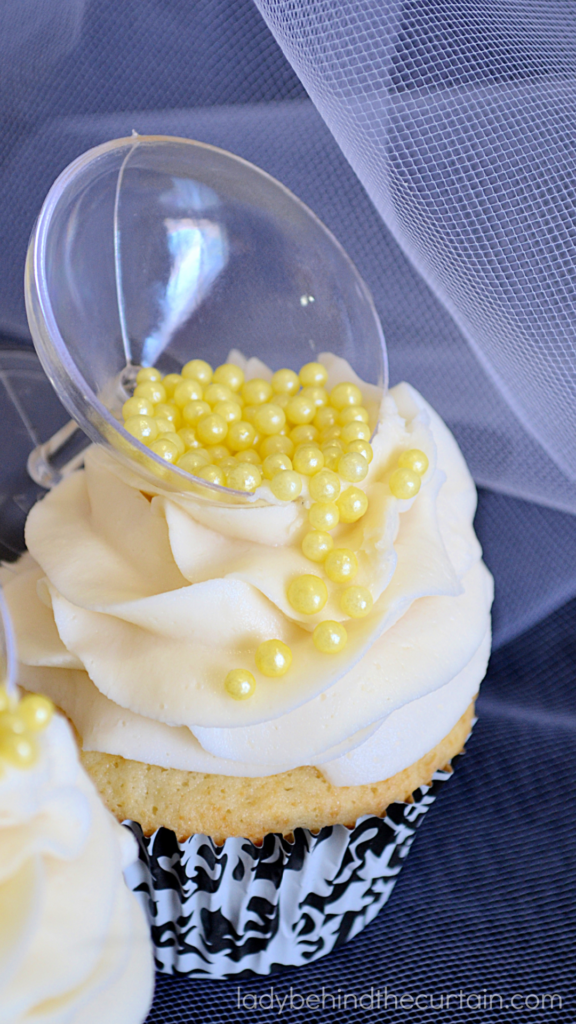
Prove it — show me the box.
[338,405,369,426]
[309,469,341,503]
[182,359,213,384]
[196,414,228,446]
[270,470,302,501]
[308,501,339,531]
[346,439,373,463]
[122,396,155,419]
[301,530,334,562]
[389,467,421,499]
[18,693,54,731]
[293,445,324,476]
[341,421,371,444]
[313,620,347,654]
[254,403,286,436]
[330,382,363,410]
[272,368,300,395]
[338,451,369,483]
[182,399,211,426]
[299,361,328,387]
[286,395,316,425]
[340,586,373,618]
[325,548,358,583]
[150,437,180,463]
[136,366,162,383]
[124,415,159,444]
[225,669,256,699]
[227,420,256,451]
[260,434,294,459]
[398,448,429,475]
[255,639,292,677]
[337,486,368,523]
[0,732,38,767]
[262,453,292,479]
[226,463,262,492]
[287,574,328,615]
[174,379,204,407]
[241,378,273,405]
[213,363,244,392]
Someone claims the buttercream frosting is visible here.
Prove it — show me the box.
[0,711,154,1023]
[2,357,493,786]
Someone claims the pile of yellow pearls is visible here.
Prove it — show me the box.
[121,360,374,501]
[389,448,429,499]
[0,686,54,769]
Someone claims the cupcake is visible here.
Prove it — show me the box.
[0,658,155,1016]
[2,351,493,977]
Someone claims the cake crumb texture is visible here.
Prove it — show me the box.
[81,704,473,844]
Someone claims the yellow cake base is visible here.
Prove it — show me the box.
[80,704,473,844]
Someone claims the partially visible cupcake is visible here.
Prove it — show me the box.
[0,681,155,1021]
[3,353,493,977]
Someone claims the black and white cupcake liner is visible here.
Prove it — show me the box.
[123,763,456,979]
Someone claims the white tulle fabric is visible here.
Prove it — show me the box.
[252,0,576,514]
[0,714,154,1024]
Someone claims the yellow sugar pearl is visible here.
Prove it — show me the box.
[161,373,183,398]
[340,586,373,618]
[301,530,333,563]
[309,468,341,502]
[301,385,329,409]
[271,368,300,395]
[389,467,421,499]
[287,574,328,615]
[0,687,11,713]
[182,399,211,425]
[182,359,213,384]
[219,456,239,473]
[341,421,371,444]
[205,444,230,462]
[255,639,292,677]
[270,470,302,501]
[196,414,228,446]
[213,363,244,392]
[308,501,339,531]
[177,427,201,449]
[240,449,262,465]
[398,448,429,475]
[214,400,242,425]
[241,378,273,405]
[347,439,373,463]
[197,464,226,486]
[154,417,173,435]
[313,620,347,654]
[0,732,38,767]
[262,453,292,479]
[273,392,290,410]
[225,668,256,700]
[122,396,155,419]
[204,382,234,405]
[260,434,295,459]
[293,444,324,476]
[290,424,318,447]
[177,450,212,474]
[154,402,181,428]
[241,404,259,425]
[136,366,162,383]
[134,380,167,405]
[320,425,342,444]
[338,451,369,483]
[159,432,185,456]
[174,379,204,407]
[124,415,159,444]
[325,548,358,583]
[226,462,262,492]
[227,420,257,451]
[299,361,328,387]
[18,693,54,731]
[314,405,338,432]
[150,438,180,463]
[330,381,363,410]
[0,711,27,736]
[322,445,344,471]
[338,405,369,426]
[254,403,286,436]
[337,486,368,523]
[286,394,316,425]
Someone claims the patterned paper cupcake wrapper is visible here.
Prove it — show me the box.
[123,763,455,979]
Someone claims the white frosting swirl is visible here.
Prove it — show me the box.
[3,362,493,786]
[0,712,154,1022]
